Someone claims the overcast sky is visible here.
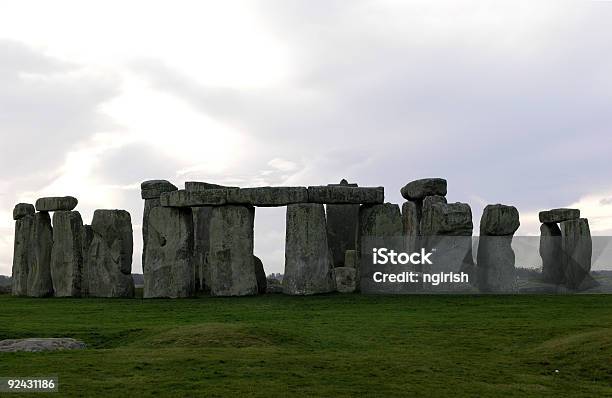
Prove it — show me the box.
[1,0,612,275]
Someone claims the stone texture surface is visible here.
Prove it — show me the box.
[540,223,563,284]
[11,214,34,296]
[51,211,84,297]
[192,207,213,293]
[0,338,86,352]
[333,267,357,293]
[307,186,384,204]
[35,196,78,212]
[539,208,580,224]
[141,179,177,200]
[254,255,267,295]
[560,218,592,290]
[400,178,447,200]
[207,205,258,296]
[477,236,517,293]
[344,249,356,268]
[142,198,160,271]
[480,204,520,236]
[81,224,94,297]
[420,202,473,236]
[13,203,35,220]
[284,203,335,295]
[27,212,54,297]
[85,210,134,297]
[185,181,234,191]
[144,206,194,298]
[326,201,359,267]
[160,189,228,207]
[227,187,308,206]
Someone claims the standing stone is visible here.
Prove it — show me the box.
[333,267,357,293]
[402,200,419,252]
[254,255,267,295]
[141,180,177,271]
[207,205,258,296]
[284,203,335,295]
[326,180,360,267]
[81,225,94,296]
[13,203,35,220]
[27,212,54,297]
[51,211,84,297]
[144,206,194,298]
[560,218,592,290]
[11,213,34,296]
[193,207,214,293]
[477,204,520,293]
[85,210,135,297]
[540,223,563,284]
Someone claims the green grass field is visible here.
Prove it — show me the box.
[0,294,610,397]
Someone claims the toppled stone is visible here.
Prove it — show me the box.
[11,214,34,296]
[0,338,86,352]
[141,179,177,200]
[540,223,563,284]
[51,211,84,297]
[13,203,35,220]
[160,189,228,207]
[560,218,592,290]
[254,255,267,295]
[421,202,473,236]
[85,210,135,297]
[185,181,234,191]
[334,267,357,293]
[480,204,520,236]
[207,206,258,296]
[326,196,360,267]
[144,206,194,298]
[307,186,384,204]
[227,187,308,206]
[284,203,335,295]
[344,250,356,268]
[400,178,447,201]
[192,207,214,293]
[35,196,78,212]
[27,212,54,297]
[539,208,580,224]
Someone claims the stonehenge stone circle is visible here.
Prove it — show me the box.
[326,180,360,267]
[144,206,194,298]
[254,255,267,295]
[51,211,84,297]
[540,223,563,284]
[400,178,447,201]
[284,203,335,295]
[141,180,177,270]
[560,218,592,290]
[27,212,54,297]
[207,205,258,296]
[85,210,135,297]
[539,208,580,224]
[11,210,34,296]
[13,203,35,220]
[333,267,357,293]
[477,204,520,293]
[35,196,78,212]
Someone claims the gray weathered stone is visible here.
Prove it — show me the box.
[560,218,592,290]
[0,338,86,352]
[160,189,228,207]
[400,178,447,201]
[477,236,517,293]
[51,211,84,297]
[421,202,473,236]
[284,203,335,295]
[326,181,360,266]
[333,267,357,293]
[35,196,78,212]
[228,187,308,206]
[141,179,177,200]
[185,181,234,191]
[307,186,384,204]
[85,210,135,297]
[344,250,356,268]
[81,224,94,297]
[26,212,54,297]
[254,255,267,295]
[144,206,194,298]
[11,214,34,296]
[13,203,35,220]
[540,223,563,284]
[539,208,580,224]
[480,204,520,236]
[207,205,258,296]
[192,206,213,293]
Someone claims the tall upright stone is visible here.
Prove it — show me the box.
[208,205,258,296]
[192,206,214,293]
[540,223,563,284]
[11,205,35,296]
[144,206,194,298]
[85,210,135,297]
[477,204,520,293]
[27,212,54,297]
[51,211,84,297]
[326,179,360,267]
[141,180,178,272]
[560,218,592,290]
[81,224,94,297]
[254,255,267,295]
[284,203,335,295]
